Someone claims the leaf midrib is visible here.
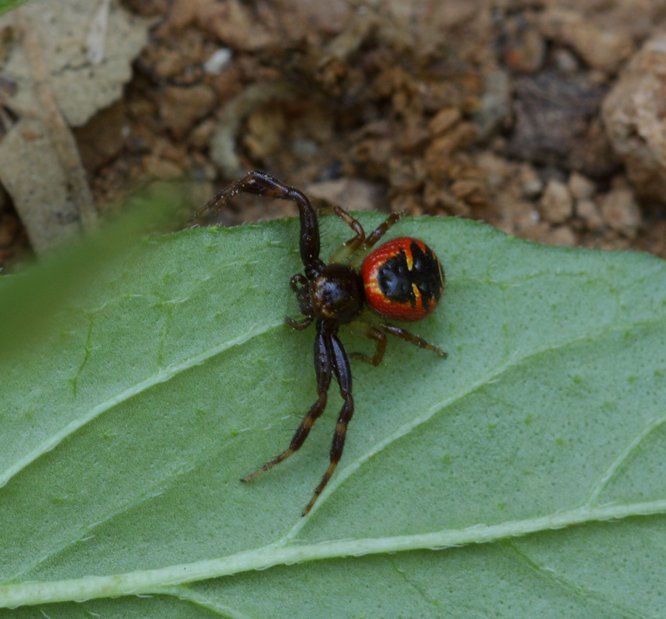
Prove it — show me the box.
[1,500,664,609]
[18,312,665,582]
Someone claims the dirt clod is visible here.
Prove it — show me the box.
[599,187,642,237]
[541,180,573,224]
[603,35,666,205]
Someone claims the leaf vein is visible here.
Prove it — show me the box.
[290,313,666,530]
[0,322,283,490]
[504,541,644,618]
[585,413,666,505]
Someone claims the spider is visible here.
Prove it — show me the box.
[204,170,447,516]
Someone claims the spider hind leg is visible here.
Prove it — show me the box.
[380,323,447,358]
[241,322,332,483]
[302,329,354,516]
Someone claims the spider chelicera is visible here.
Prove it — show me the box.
[204,170,447,516]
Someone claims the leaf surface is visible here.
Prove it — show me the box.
[1,216,665,617]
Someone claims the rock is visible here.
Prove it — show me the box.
[540,179,572,224]
[242,106,286,159]
[548,225,577,247]
[142,155,183,180]
[501,17,546,74]
[428,107,462,136]
[197,0,275,51]
[575,199,603,229]
[539,8,634,74]
[519,164,543,199]
[74,101,127,173]
[508,73,614,177]
[568,172,596,200]
[160,84,217,139]
[552,48,580,74]
[306,178,383,212]
[602,35,666,204]
[474,70,512,139]
[599,188,642,237]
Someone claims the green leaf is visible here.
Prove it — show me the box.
[0,0,26,15]
[1,216,665,617]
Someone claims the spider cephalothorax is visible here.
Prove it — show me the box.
[204,170,446,516]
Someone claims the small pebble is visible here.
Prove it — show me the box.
[428,108,461,136]
[553,48,580,73]
[568,172,596,200]
[576,199,603,228]
[540,179,573,224]
[519,164,543,199]
[599,188,642,237]
[204,48,233,75]
[549,225,577,246]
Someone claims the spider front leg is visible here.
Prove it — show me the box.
[364,212,402,249]
[201,170,324,275]
[329,206,402,264]
[241,322,332,484]
[325,205,366,263]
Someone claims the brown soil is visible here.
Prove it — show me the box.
[1,0,665,268]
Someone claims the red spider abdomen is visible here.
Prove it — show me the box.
[361,236,444,321]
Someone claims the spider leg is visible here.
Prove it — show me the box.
[349,324,387,366]
[380,322,447,357]
[321,204,366,243]
[329,210,402,264]
[286,316,313,330]
[302,329,354,516]
[241,321,332,482]
[290,273,308,293]
[326,205,366,263]
[200,170,324,276]
[364,212,402,249]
